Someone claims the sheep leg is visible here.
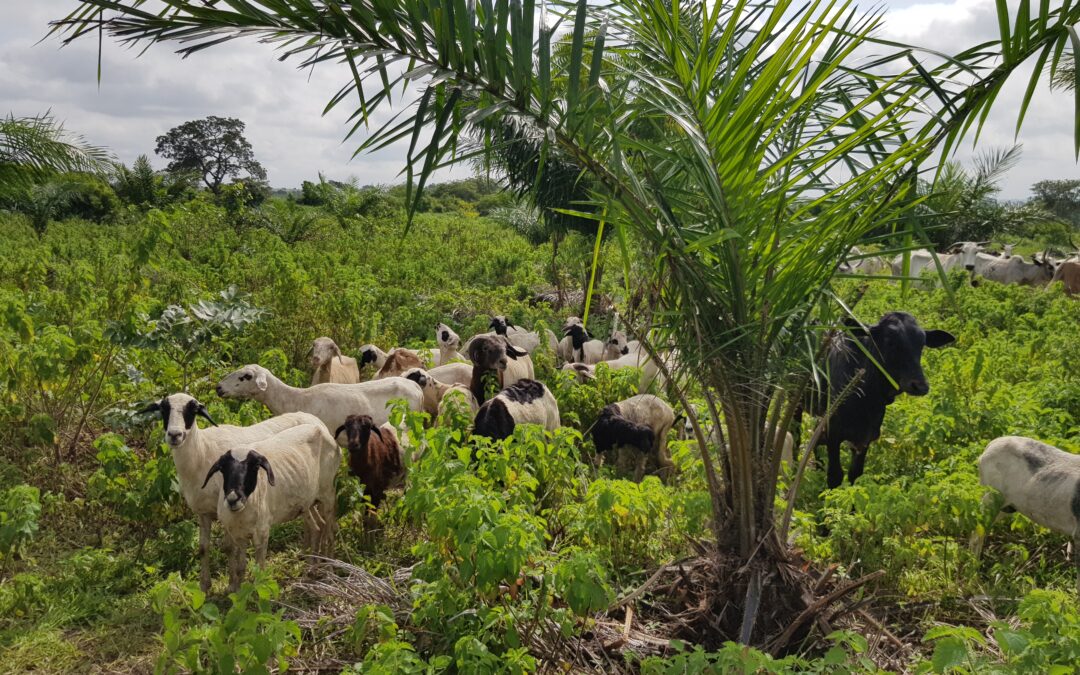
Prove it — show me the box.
[254,527,269,568]
[1074,535,1080,595]
[302,507,322,558]
[228,539,247,594]
[198,514,213,593]
[633,451,648,483]
[319,494,338,557]
[826,440,844,490]
[847,444,870,485]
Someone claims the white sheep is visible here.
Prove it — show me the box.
[560,323,606,364]
[472,379,560,439]
[426,361,473,388]
[593,345,668,393]
[216,364,424,438]
[592,394,676,481]
[604,330,631,360]
[203,422,340,591]
[463,316,542,355]
[138,393,322,592]
[402,367,480,420]
[561,362,596,383]
[358,344,389,377]
[974,436,1080,585]
[431,323,466,366]
[308,336,361,385]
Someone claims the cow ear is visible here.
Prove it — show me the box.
[925,330,956,348]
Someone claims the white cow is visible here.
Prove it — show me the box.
[890,241,985,282]
[976,254,1057,286]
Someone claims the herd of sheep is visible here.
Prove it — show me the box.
[137,286,1080,593]
[138,316,680,591]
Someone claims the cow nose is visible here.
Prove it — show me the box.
[908,380,929,396]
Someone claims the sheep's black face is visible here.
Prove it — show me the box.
[489,316,511,335]
[140,394,216,447]
[203,450,275,512]
[359,348,378,367]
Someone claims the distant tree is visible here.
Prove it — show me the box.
[154,116,266,194]
[1030,179,1080,229]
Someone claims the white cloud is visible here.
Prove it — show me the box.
[0,1,1075,197]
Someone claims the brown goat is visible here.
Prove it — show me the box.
[466,335,534,404]
[374,348,425,379]
[334,414,404,508]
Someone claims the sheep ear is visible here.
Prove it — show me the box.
[202,455,226,489]
[331,343,342,357]
[249,451,275,486]
[255,371,268,391]
[506,345,527,359]
[334,424,346,441]
[196,404,218,427]
[137,400,161,416]
[371,426,385,441]
[506,319,515,328]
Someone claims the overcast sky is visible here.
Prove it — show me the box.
[2,1,1076,199]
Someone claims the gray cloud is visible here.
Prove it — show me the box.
[0,1,1075,197]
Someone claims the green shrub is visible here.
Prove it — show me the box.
[0,484,41,566]
[150,570,301,674]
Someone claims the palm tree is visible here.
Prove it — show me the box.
[53,0,1080,645]
[0,113,111,204]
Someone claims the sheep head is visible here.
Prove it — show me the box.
[436,323,460,348]
[309,336,342,370]
[202,449,275,512]
[138,393,217,448]
[216,365,269,399]
[334,414,384,452]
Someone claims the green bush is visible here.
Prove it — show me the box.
[150,570,301,674]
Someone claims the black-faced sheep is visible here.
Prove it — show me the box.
[592,394,675,481]
[375,348,426,379]
[138,393,322,592]
[202,421,340,591]
[403,368,480,420]
[472,379,560,440]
